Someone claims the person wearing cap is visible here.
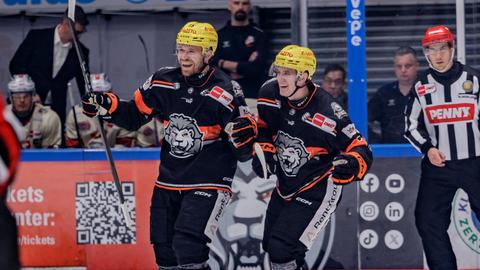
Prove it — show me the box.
[65,73,135,148]
[6,74,61,148]
[81,21,256,269]
[254,45,372,269]
[9,5,90,126]
[405,25,480,270]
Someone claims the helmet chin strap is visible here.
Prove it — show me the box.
[287,74,306,99]
[426,48,455,73]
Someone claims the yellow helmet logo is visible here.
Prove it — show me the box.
[176,21,218,54]
[274,45,317,79]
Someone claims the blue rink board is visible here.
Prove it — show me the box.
[20,144,421,162]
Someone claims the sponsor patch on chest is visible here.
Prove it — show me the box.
[206,86,234,110]
[416,83,436,96]
[425,103,475,124]
[301,112,337,135]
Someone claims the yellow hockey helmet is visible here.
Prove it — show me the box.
[274,45,317,79]
[176,21,218,54]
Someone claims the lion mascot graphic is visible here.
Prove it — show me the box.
[165,113,203,158]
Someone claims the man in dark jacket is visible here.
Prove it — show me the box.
[9,5,89,125]
[212,0,268,102]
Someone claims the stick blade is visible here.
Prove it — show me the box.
[120,202,134,228]
[254,143,268,181]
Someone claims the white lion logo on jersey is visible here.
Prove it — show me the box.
[275,131,309,177]
[165,114,203,158]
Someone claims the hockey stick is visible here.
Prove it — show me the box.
[254,142,268,180]
[67,1,133,227]
[138,34,160,146]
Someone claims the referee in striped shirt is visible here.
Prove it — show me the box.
[405,25,480,270]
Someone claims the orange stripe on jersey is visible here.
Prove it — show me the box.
[332,175,354,184]
[152,80,175,87]
[155,183,231,193]
[105,92,118,114]
[277,167,333,201]
[297,167,332,194]
[257,142,276,153]
[200,125,222,141]
[257,98,277,105]
[306,147,328,158]
[344,137,368,153]
[134,89,153,115]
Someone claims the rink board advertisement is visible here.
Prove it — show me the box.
[8,152,480,269]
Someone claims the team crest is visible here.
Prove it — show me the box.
[164,114,203,158]
[275,131,309,177]
[231,80,245,98]
[331,102,347,119]
[463,80,473,93]
[245,35,255,47]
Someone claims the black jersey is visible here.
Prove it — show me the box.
[405,61,480,160]
[211,21,268,98]
[368,81,410,143]
[257,79,372,199]
[109,67,250,191]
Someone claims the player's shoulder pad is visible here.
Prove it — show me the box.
[463,64,480,78]
[142,67,180,91]
[315,88,348,120]
[259,78,278,98]
[35,104,60,121]
[257,78,281,109]
[203,68,236,111]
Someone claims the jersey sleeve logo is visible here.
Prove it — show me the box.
[341,123,359,139]
[301,112,337,136]
[141,75,153,91]
[331,102,347,119]
[164,113,204,158]
[275,131,309,177]
[416,83,436,96]
[205,86,234,111]
[424,103,474,124]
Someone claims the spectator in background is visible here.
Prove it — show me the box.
[6,74,61,149]
[212,0,268,111]
[368,46,419,143]
[136,118,164,147]
[0,94,23,270]
[9,5,89,126]
[321,64,348,108]
[65,73,135,148]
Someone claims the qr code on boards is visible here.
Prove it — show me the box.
[76,181,136,244]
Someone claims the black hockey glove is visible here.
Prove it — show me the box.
[252,143,276,179]
[331,154,359,185]
[226,116,257,149]
[82,92,118,119]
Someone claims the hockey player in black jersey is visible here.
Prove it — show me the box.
[253,45,372,269]
[82,21,256,270]
[405,25,480,270]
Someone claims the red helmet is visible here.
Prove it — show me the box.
[422,25,454,48]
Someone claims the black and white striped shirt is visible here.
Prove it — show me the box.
[405,62,480,161]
